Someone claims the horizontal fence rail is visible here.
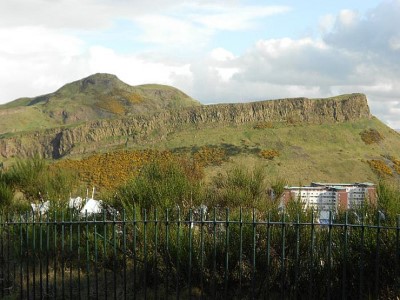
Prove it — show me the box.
[0,208,399,299]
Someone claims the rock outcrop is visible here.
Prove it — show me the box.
[0,93,371,160]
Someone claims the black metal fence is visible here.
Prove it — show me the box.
[0,208,399,299]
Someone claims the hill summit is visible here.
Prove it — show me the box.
[0,73,200,133]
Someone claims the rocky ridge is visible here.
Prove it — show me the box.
[0,93,371,160]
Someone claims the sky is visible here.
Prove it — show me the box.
[1,0,400,128]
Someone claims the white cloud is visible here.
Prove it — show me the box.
[188,4,291,31]
[0,0,187,29]
[389,36,400,50]
[0,26,87,101]
[319,14,335,34]
[210,48,236,61]
[337,9,358,27]
[87,46,191,85]
[0,26,83,56]
[134,15,212,51]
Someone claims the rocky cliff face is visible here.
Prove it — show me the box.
[0,93,371,160]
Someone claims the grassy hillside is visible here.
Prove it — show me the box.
[1,73,399,188]
[0,73,200,134]
[50,116,400,191]
[137,117,400,184]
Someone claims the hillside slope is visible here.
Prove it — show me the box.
[1,74,399,184]
[0,93,371,159]
[0,73,200,134]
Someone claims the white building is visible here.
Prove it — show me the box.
[281,182,376,213]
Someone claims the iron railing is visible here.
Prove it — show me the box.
[0,208,399,299]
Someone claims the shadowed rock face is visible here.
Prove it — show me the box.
[0,93,371,160]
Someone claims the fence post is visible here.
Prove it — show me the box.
[224,207,230,299]
[154,208,159,299]
[342,211,348,300]
[252,208,256,300]
[394,215,400,293]
[86,211,90,300]
[25,211,30,300]
[19,214,23,300]
[39,212,43,300]
[46,212,50,299]
[359,211,365,299]
[200,206,205,300]
[32,211,36,299]
[396,215,400,297]
[69,208,73,300]
[281,211,286,299]
[61,211,65,300]
[165,208,169,299]
[113,211,117,300]
[266,212,271,299]
[144,208,148,300]
[103,210,107,300]
[188,209,193,299]
[176,207,181,300]
[294,213,300,298]
[53,211,58,300]
[123,209,127,300]
[0,213,3,298]
[94,211,99,299]
[309,209,314,299]
[327,211,333,300]
[212,207,216,299]
[133,206,137,300]
[374,211,381,299]
[239,207,243,298]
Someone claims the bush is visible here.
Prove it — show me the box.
[253,121,274,129]
[360,129,383,145]
[6,157,49,201]
[3,157,79,204]
[207,165,267,209]
[367,159,393,177]
[115,159,204,213]
[193,146,226,167]
[260,149,280,160]
[0,181,13,208]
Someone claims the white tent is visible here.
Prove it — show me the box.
[80,198,103,216]
[30,201,50,214]
[69,196,83,210]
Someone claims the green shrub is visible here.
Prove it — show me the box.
[115,159,204,213]
[3,157,79,205]
[0,181,13,208]
[207,165,267,209]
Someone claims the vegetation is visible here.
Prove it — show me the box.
[253,121,274,129]
[0,157,79,209]
[259,149,280,160]
[114,158,203,212]
[367,159,393,177]
[0,73,200,134]
[0,155,399,298]
[360,128,384,144]
[53,150,173,191]
[192,146,226,167]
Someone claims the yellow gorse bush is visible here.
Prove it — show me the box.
[367,159,393,177]
[259,149,279,160]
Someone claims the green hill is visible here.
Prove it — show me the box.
[0,73,200,134]
[1,74,399,185]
